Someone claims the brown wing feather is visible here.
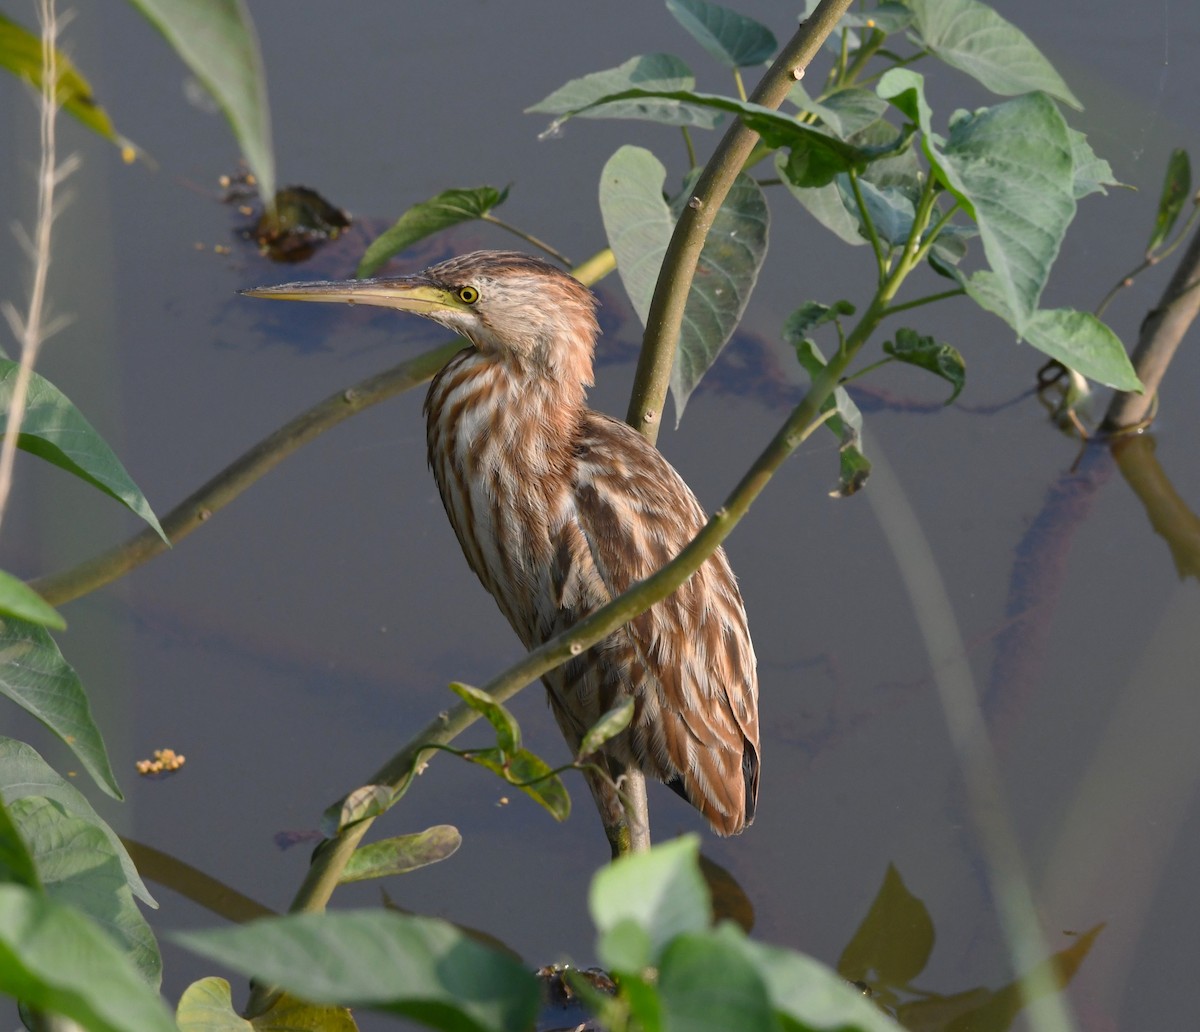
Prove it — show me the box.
[567,411,759,834]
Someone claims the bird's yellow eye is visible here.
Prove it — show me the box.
[457,285,480,304]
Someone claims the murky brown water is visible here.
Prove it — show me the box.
[2,2,1199,1028]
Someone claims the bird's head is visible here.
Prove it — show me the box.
[243,250,600,385]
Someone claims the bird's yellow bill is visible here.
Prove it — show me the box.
[240,278,461,315]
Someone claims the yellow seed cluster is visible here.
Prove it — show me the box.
[136,748,186,775]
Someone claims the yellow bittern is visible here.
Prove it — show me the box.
[244,251,759,852]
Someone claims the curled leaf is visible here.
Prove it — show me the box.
[884,328,966,403]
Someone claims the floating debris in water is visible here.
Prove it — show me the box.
[136,747,186,776]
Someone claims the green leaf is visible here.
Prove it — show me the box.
[778,165,865,245]
[665,0,776,68]
[0,736,155,906]
[876,68,933,138]
[357,186,510,278]
[464,747,571,822]
[339,826,462,884]
[963,273,1140,389]
[1021,309,1140,392]
[1148,148,1191,253]
[0,569,64,629]
[0,360,167,542]
[658,931,775,1032]
[1069,129,1122,200]
[838,864,935,987]
[883,328,966,403]
[0,795,40,889]
[450,681,520,753]
[8,796,161,989]
[937,93,1076,331]
[126,0,274,204]
[600,146,769,421]
[716,924,906,1030]
[590,835,710,971]
[782,300,856,341]
[528,53,721,130]
[175,910,540,1032]
[0,617,122,799]
[320,783,393,837]
[0,13,135,152]
[177,977,252,1031]
[577,697,636,758]
[785,317,870,498]
[0,883,177,1032]
[809,87,890,140]
[907,0,1082,109]
[843,176,915,246]
[927,226,973,278]
[556,89,880,185]
[177,978,357,1031]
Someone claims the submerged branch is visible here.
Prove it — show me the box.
[31,340,465,605]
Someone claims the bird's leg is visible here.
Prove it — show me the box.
[582,762,650,859]
[621,769,651,854]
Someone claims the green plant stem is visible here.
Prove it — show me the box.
[624,0,856,443]
[732,67,747,102]
[1095,202,1200,319]
[847,168,889,281]
[480,213,573,267]
[839,27,886,87]
[882,287,965,317]
[680,126,697,169]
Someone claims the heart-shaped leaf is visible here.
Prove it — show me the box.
[600,145,768,422]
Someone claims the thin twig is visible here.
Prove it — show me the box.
[0,0,72,534]
[480,213,573,268]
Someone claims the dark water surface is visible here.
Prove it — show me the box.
[2,2,1199,1028]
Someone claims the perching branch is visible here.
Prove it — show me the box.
[624,0,856,443]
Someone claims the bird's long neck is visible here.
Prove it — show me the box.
[425,346,587,467]
[424,347,588,639]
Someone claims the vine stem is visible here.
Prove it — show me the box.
[624,0,857,442]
